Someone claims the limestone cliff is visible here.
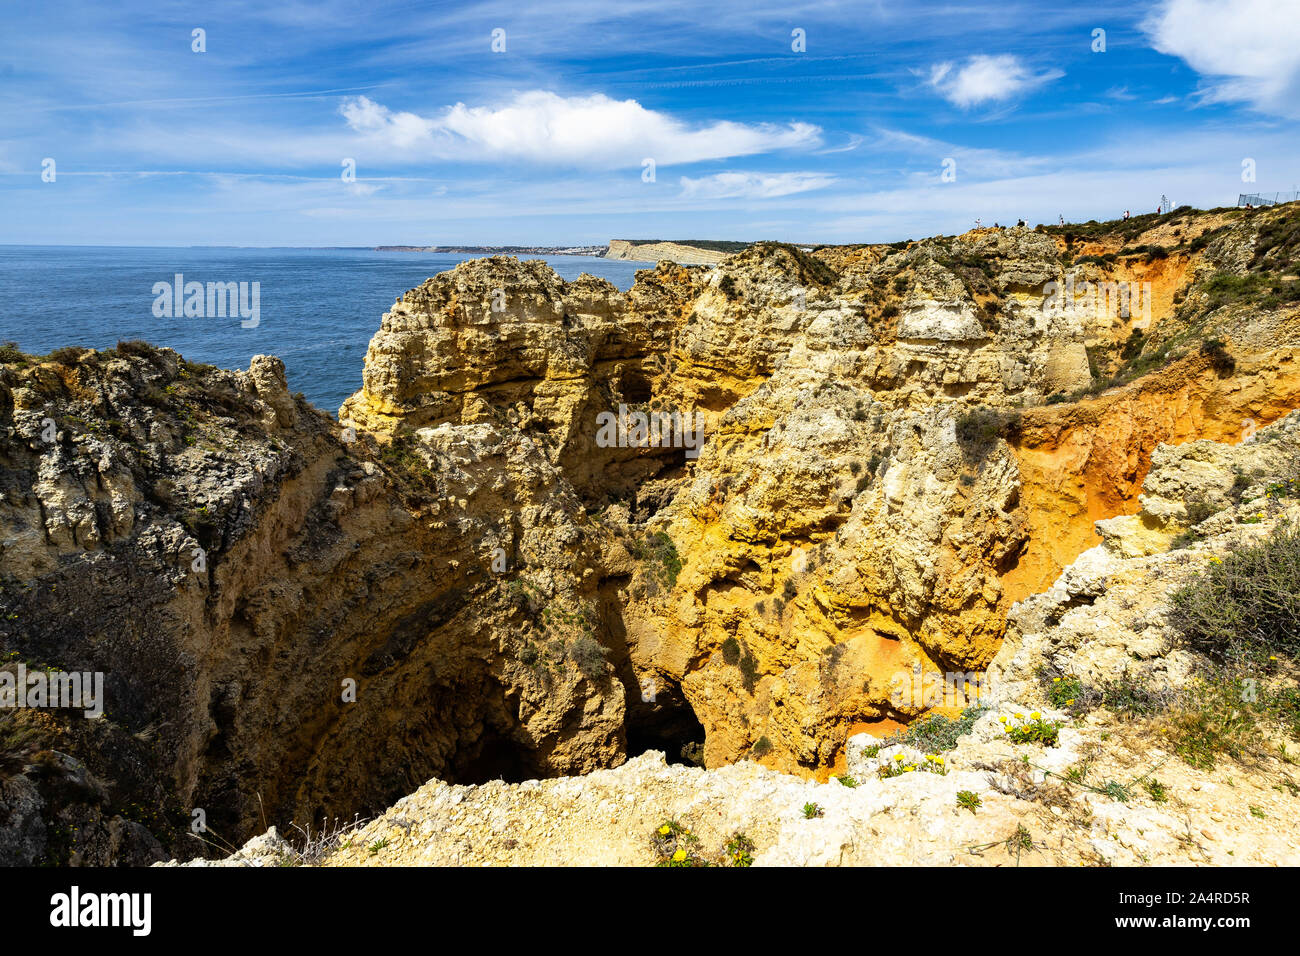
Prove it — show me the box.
[606,240,734,265]
[5,203,1300,864]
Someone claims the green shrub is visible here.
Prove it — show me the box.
[1200,338,1236,377]
[1047,676,1082,708]
[1144,779,1168,803]
[1203,272,1268,311]
[631,531,682,590]
[723,832,755,867]
[1003,715,1061,745]
[116,339,160,359]
[45,346,86,366]
[881,704,987,752]
[721,636,741,665]
[955,408,1020,461]
[568,635,609,679]
[379,429,440,500]
[1169,522,1300,662]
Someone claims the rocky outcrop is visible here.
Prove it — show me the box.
[0,345,622,863]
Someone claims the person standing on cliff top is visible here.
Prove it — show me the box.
[1124,210,1130,220]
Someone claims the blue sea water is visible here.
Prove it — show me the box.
[0,246,647,414]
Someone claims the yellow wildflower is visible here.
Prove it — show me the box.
[658,825,671,836]
[672,849,687,862]
[998,716,1008,723]
[894,753,904,761]
[1031,712,1041,720]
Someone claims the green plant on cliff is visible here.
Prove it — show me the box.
[1200,338,1236,377]
[1169,522,1300,663]
[1152,668,1300,769]
[724,832,755,867]
[0,710,42,775]
[567,634,609,680]
[999,712,1061,746]
[651,820,706,867]
[378,429,440,501]
[956,408,1020,462]
[721,636,741,665]
[881,704,987,753]
[631,530,681,592]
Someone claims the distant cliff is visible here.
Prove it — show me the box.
[605,240,746,264]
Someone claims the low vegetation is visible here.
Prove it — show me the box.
[999,712,1061,746]
[1170,521,1300,662]
[880,704,987,752]
[650,820,756,867]
[630,530,682,594]
[955,407,1021,461]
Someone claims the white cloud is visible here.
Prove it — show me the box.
[1143,0,1300,116]
[677,171,837,199]
[339,91,821,167]
[927,55,1062,108]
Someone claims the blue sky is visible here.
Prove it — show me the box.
[2,0,1299,246]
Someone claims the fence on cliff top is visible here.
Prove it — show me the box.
[1238,192,1300,207]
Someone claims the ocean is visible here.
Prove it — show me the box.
[0,246,647,414]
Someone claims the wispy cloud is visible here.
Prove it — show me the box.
[339,91,821,168]
[927,55,1063,108]
[678,171,836,199]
